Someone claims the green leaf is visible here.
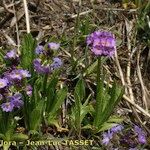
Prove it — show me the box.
[46,77,58,113]
[5,119,16,141]
[82,124,93,130]
[97,122,119,132]
[74,78,85,103]
[93,58,104,128]
[83,58,107,77]
[20,33,37,72]
[48,119,69,132]
[28,130,39,135]
[74,79,85,130]
[0,134,6,140]
[83,60,98,76]
[98,83,124,127]
[12,133,28,141]
[29,100,44,131]
[107,116,124,123]
[48,86,67,118]
[80,104,94,122]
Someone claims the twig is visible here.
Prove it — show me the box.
[104,81,150,118]
[114,50,127,93]
[122,95,150,118]
[13,0,21,54]
[0,3,16,13]
[23,0,30,33]
[125,19,135,102]
[70,10,92,18]
[1,30,16,46]
[68,7,137,19]
[2,0,14,14]
[137,47,148,111]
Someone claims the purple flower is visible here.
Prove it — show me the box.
[19,69,31,78]
[0,78,9,89]
[134,125,142,134]
[33,59,44,73]
[10,93,23,108]
[6,69,31,82]
[33,59,50,74]
[102,125,124,146]
[134,125,147,144]
[111,125,124,133]
[26,85,32,96]
[50,57,62,70]
[48,42,60,50]
[4,50,18,59]
[102,130,113,146]
[138,133,146,144]
[35,45,44,55]
[87,30,116,57]
[1,102,14,112]
[6,70,22,81]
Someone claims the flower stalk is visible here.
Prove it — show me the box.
[94,56,103,127]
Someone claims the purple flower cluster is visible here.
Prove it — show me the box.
[102,124,147,149]
[33,59,50,74]
[50,57,63,70]
[0,78,9,89]
[1,93,23,112]
[5,69,31,82]
[111,124,124,133]
[134,125,147,144]
[48,42,60,50]
[87,30,116,57]
[102,125,124,145]
[35,42,60,55]
[4,50,18,59]
[35,45,44,55]
[34,42,62,74]
[33,57,62,74]
[0,68,31,112]
[102,130,113,145]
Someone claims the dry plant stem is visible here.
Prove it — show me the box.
[137,48,148,111]
[105,81,150,118]
[114,50,127,93]
[0,3,15,13]
[23,0,30,33]
[2,0,14,14]
[2,30,16,46]
[125,20,135,102]
[13,1,20,53]
[68,7,137,20]
[70,10,92,18]
[124,20,150,130]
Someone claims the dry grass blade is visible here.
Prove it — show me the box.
[10,8,24,28]
[1,30,16,46]
[23,0,30,33]
[137,47,149,111]
[2,0,14,14]
[125,19,135,102]
[104,80,150,118]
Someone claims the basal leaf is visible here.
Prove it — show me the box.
[21,33,37,72]
[48,86,67,118]
[12,133,28,141]
[29,100,44,131]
